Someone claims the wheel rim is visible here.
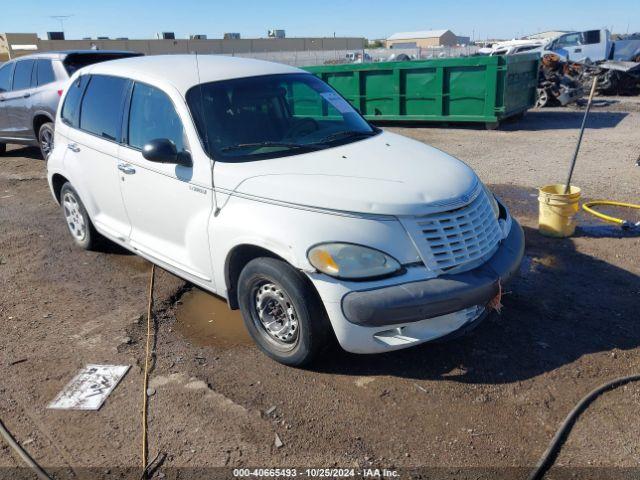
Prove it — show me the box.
[40,128,53,158]
[62,192,86,241]
[253,281,299,347]
[536,89,548,108]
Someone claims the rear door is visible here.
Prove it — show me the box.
[3,59,34,140]
[0,62,15,136]
[60,74,132,241]
[117,81,214,283]
[31,59,64,121]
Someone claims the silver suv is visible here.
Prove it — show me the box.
[0,51,142,159]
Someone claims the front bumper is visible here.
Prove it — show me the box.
[342,219,525,327]
[309,219,524,354]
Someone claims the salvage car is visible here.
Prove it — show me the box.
[0,50,142,159]
[47,55,524,366]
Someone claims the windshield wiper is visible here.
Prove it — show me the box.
[312,130,377,145]
[220,141,321,153]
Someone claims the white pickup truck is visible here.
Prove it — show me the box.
[485,29,640,64]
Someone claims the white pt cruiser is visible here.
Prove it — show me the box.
[47,55,524,366]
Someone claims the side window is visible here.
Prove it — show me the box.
[36,60,56,86]
[61,76,89,127]
[128,83,186,151]
[12,60,35,91]
[556,33,581,48]
[79,75,129,141]
[0,63,14,93]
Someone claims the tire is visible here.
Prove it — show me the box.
[237,257,331,366]
[38,122,55,160]
[0,143,6,155]
[60,182,100,250]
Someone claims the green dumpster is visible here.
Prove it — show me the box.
[303,54,539,127]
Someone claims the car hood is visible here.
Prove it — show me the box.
[213,131,479,216]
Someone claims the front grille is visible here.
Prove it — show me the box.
[402,189,502,273]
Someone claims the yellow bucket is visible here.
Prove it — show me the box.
[538,184,581,237]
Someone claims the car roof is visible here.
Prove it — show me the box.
[8,50,142,61]
[82,54,305,94]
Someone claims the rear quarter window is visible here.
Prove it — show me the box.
[61,76,89,128]
[36,59,56,86]
[79,75,130,141]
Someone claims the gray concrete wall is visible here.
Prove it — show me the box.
[2,33,365,58]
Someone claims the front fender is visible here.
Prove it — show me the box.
[210,192,419,299]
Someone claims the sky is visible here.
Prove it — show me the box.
[1,0,639,41]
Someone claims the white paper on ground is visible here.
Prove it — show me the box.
[48,364,130,410]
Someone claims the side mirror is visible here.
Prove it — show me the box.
[142,138,192,167]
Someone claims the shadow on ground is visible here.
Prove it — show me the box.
[374,110,628,131]
[3,145,43,160]
[312,185,640,382]
[500,110,628,131]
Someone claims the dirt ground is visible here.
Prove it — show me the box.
[1,98,640,479]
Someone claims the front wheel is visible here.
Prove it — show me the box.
[38,122,54,160]
[237,257,331,366]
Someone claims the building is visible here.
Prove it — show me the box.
[385,29,460,48]
[0,32,366,60]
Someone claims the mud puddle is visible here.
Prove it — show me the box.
[175,289,252,347]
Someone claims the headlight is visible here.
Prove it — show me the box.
[482,183,500,219]
[307,243,402,280]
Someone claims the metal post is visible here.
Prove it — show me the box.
[564,76,598,194]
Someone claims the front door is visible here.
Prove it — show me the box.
[118,81,214,284]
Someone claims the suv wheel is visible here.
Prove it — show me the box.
[60,182,100,250]
[38,122,54,160]
[237,257,330,366]
[0,143,6,155]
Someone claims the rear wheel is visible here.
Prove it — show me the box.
[38,122,54,160]
[237,257,330,366]
[60,182,100,250]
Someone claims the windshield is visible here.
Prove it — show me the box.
[186,73,378,161]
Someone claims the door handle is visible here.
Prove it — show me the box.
[118,163,136,175]
[574,48,582,52]
[23,93,31,98]
[67,143,80,152]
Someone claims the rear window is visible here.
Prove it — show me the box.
[12,60,34,91]
[63,52,142,75]
[79,75,129,140]
[583,30,601,45]
[36,59,56,86]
